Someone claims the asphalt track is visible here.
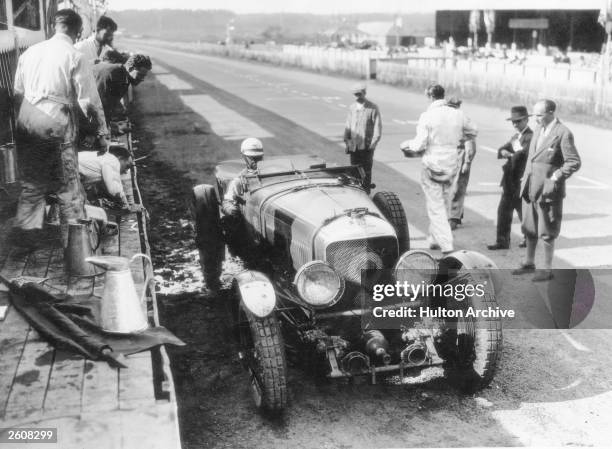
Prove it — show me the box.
[127,40,612,447]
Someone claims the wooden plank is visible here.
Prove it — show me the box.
[0,306,28,418]
[0,245,32,418]
[118,355,155,409]
[4,329,54,421]
[43,350,85,416]
[81,359,119,413]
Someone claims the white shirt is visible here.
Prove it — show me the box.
[14,33,107,136]
[78,151,124,197]
[409,99,478,174]
[74,35,101,63]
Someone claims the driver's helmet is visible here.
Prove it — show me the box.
[240,137,264,157]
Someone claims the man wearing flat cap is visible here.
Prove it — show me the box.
[487,106,533,250]
[343,82,382,194]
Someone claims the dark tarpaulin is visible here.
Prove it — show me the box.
[7,281,185,368]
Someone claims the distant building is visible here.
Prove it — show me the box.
[357,21,430,47]
[436,0,606,51]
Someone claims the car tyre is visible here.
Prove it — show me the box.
[436,273,502,393]
[373,191,410,253]
[191,184,225,291]
[238,306,288,413]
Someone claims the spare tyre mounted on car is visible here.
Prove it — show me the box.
[191,185,224,291]
[372,191,410,253]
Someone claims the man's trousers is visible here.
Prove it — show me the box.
[421,168,453,253]
[350,149,374,194]
[495,189,522,246]
[15,134,86,247]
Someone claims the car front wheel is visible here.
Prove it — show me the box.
[238,306,288,413]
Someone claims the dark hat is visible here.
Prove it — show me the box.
[506,106,529,121]
[425,84,445,99]
[446,96,462,108]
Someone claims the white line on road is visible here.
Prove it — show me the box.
[560,331,591,352]
[338,103,347,108]
[479,145,498,154]
[392,119,419,125]
[576,175,610,189]
[179,94,273,140]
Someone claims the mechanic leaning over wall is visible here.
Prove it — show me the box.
[11,9,109,249]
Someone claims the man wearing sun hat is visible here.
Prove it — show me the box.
[343,82,382,194]
[487,106,533,250]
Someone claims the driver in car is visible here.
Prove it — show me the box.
[222,137,264,217]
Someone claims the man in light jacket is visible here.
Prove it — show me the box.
[12,9,108,248]
[401,84,477,255]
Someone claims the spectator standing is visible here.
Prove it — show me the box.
[401,84,477,255]
[74,15,117,64]
[12,9,108,248]
[487,106,533,250]
[512,99,581,281]
[343,82,382,194]
[446,96,477,230]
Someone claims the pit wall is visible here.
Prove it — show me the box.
[128,38,612,119]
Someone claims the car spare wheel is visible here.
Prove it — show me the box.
[436,272,503,393]
[238,305,288,413]
[373,191,410,253]
[191,184,225,291]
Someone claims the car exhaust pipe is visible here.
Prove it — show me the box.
[364,330,391,365]
[342,351,370,375]
[401,342,428,366]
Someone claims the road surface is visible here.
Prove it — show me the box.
[125,40,612,449]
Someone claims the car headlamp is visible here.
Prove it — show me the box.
[393,250,438,286]
[294,261,344,308]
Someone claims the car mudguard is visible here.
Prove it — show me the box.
[439,250,503,295]
[234,270,276,318]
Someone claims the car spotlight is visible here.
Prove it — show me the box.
[393,250,438,286]
[294,261,345,308]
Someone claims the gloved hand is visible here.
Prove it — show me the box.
[500,149,512,158]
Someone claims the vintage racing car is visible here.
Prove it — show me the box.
[191,154,502,412]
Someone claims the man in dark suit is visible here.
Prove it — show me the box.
[512,99,581,281]
[487,106,533,250]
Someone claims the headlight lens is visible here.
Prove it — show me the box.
[294,261,344,308]
[394,250,438,286]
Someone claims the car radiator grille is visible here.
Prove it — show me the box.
[326,237,398,284]
[323,237,397,311]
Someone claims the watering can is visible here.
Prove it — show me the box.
[86,254,152,333]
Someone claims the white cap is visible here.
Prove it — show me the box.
[240,137,264,157]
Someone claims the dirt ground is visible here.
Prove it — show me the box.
[129,69,612,448]
[128,73,517,449]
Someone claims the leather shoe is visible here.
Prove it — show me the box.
[487,242,509,250]
[532,269,554,282]
[518,239,527,248]
[511,263,536,275]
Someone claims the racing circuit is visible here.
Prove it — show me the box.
[123,39,612,448]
